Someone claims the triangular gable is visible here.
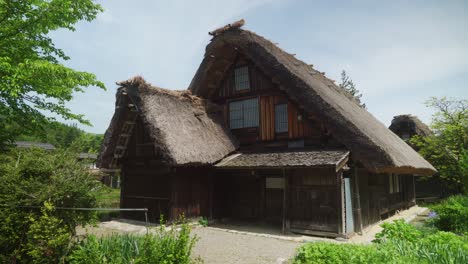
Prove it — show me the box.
[189,29,435,176]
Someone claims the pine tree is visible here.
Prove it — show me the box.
[339,70,366,109]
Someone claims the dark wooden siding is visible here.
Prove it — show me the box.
[120,164,171,222]
[289,168,340,234]
[170,168,211,219]
[354,170,417,230]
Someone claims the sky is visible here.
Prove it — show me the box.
[50,0,468,134]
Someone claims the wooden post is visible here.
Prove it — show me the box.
[209,173,214,220]
[337,171,344,235]
[282,169,290,234]
[353,167,363,233]
[412,175,416,205]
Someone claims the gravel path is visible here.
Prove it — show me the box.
[77,206,428,263]
[191,227,302,264]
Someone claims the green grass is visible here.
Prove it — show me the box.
[95,185,121,220]
[96,186,120,208]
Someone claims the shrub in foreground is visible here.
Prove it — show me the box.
[68,220,199,264]
[0,149,101,262]
[293,220,468,264]
[429,195,468,234]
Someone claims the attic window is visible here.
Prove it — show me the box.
[234,66,250,91]
[229,98,259,129]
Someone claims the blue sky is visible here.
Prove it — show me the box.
[50,0,467,134]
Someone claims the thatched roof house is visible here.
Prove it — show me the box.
[98,20,435,237]
[389,115,433,140]
[188,28,435,176]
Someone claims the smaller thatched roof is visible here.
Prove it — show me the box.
[389,115,432,138]
[15,141,55,150]
[216,149,349,170]
[98,77,238,168]
[78,153,98,160]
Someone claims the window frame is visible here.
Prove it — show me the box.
[228,97,259,129]
[274,103,288,134]
[234,66,251,92]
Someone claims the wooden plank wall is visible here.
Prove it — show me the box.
[120,165,171,222]
[289,168,340,233]
[356,171,418,230]
[170,168,211,220]
[259,95,316,141]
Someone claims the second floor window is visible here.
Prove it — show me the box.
[234,66,250,91]
[275,104,288,133]
[229,98,259,129]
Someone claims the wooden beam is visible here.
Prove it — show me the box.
[353,167,363,233]
[282,169,290,234]
[337,171,344,235]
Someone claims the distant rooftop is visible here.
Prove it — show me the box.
[78,153,98,159]
[14,141,56,150]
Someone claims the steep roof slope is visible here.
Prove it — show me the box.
[189,28,435,176]
[98,77,237,168]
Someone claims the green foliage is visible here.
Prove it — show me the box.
[293,242,394,264]
[0,0,105,149]
[429,195,468,235]
[24,202,71,264]
[0,148,101,261]
[198,217,208,227]
[411,97,467,194]
[293,220,468,264]
[339,70,366,109]
[374,219,421,243]
[69,219,199,264]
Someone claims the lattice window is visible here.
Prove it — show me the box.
[229,98,259,129]
[234,66,250,91]
[275,104,288,133]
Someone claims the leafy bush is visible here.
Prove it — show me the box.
[429,195,468,234]
[198,217,208,227]
[24,202,71,264]
[293,220,468,264]
[374,219,421,243]
[69,219,199,264]
[293,242,392,264]
[0,148,101,262]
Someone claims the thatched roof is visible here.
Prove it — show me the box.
[389,115,432,138]
[15,141,55,150]
[189,27,436,176]
[98,77,237,168]
[216,150,349,170]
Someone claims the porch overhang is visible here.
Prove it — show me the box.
[215,149,350,172]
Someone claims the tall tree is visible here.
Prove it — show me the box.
[411,97,468,194]
[0,0,105,149]
[339,70,366,108]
